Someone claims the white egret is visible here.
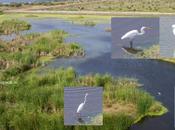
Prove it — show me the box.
[158,92,161,96]
[76,93,88,116]
[121,26,152,48]
[172,24,175,35]
[172,25,175,57]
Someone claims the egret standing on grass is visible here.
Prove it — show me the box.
[76,93,88,117]
[121,26,152,48]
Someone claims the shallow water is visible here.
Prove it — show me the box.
[5,18,175,130]
[64,87,102,125]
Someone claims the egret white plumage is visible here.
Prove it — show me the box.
[76,93,88,116]
[172,24,175,35]
[121,26,152,48]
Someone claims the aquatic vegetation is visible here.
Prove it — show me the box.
[0,28,84,76]
[0,11,3,15]
[136,44,159,58]
[83,20,96,27]
[0,19,31,35]
[90,114,103,125]
[0,67,167,130]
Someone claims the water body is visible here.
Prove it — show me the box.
[11,18,175,130]
[64,87,103,125]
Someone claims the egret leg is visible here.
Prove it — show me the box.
[77,112,81,117]
[130,41,133,48]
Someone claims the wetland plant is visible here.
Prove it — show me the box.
[0,19,31,35]
[0,67,167,130]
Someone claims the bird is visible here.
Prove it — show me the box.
[172,24,175,35]
[121,26,152,48]
[158,92,161,96]
[76,93,88,117]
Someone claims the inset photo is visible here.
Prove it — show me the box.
[160,16,175,58]
[64,87,103,125]
[111,17,159,59]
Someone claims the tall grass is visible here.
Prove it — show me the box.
[0,67,167,130]
[0,19,31,35]
[0,27,84,76]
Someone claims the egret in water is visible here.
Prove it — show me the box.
[171,25,175,57]
[121,26,152,48]
[76,93,88,117]
[172,24,175,35]
[158,92,161,96]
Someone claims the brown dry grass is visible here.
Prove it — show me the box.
[104,101,137,118]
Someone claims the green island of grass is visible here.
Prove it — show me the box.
[0,67,167,130]
[0,19,31,35]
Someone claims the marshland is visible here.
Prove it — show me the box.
[0,1,175,130]
[1,0,175,13]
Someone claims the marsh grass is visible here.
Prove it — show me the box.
[83,20,96,27]
[0,24,84,76]
[136,44,159,59]
[0,19,31,35]
[135,44,175,64]
[0,67,167,130]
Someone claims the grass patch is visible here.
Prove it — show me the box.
[135,44,175,64]
[136,44,159,59]
[0,19,31,35]
[0,68,167,130]
[0,19,84,76]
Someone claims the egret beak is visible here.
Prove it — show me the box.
[145,27,152,30]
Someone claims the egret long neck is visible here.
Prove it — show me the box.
[139,28,145,35]
[83,95,87,104]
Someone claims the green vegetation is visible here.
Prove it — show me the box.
[0,19,84,77]
[0,16,168,130]
[135,44,175,64]
[0,11,3,15]
[0,67,167,130]
[83,20,96,27]
[136,44,159,59]
[90,114,103,125]
[47,0,175,13]
[0,19,31,35]
[2,0,175,13]
[160,58,175,64]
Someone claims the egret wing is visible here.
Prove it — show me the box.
[76,103,84,113]
[121,30,139,40]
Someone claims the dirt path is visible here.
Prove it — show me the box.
[4,10,175,16]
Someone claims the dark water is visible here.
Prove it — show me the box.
[64,87,102,125]
[111,17,159,59]
[11,18,175,130]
